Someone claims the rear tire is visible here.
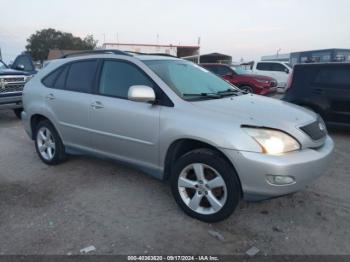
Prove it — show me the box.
[13,108,23,119]
[34,120,67,165]
[171,148,241,223]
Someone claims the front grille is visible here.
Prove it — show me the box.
[300,119,327,140]
[3,77,25,82]
[0,84,24,93]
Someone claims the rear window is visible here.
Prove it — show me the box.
[313,66,350,87]
[66,60,98,93]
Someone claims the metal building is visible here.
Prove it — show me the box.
[182,53,232,64]
[102,42,199,58]
[290,48,350,65]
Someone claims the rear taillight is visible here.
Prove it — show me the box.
[286,70,294,90]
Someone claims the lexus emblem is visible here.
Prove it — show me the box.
[318,122,325,132]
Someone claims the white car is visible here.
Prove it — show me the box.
[251,61,292,92]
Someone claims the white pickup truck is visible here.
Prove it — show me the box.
[250,61,292,93]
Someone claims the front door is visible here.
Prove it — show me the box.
[89,59,160,169]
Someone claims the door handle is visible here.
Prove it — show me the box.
[91,101,104,109]
[45,93,55,101]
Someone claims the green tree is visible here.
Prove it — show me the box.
[25,28,98,62]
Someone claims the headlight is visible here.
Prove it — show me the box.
[255,79,269,84]
[25,75,34,82]
[243,127,300,155]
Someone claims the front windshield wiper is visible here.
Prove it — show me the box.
[183,92,222,99]
[216,89,242,96]
[183,89,244,100]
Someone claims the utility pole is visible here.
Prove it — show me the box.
[277,48,282,58]
[197,37,201,64]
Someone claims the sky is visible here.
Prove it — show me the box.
[1,0,350,63]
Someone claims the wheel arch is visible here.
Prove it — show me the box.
[163,138,243,196]
[30,114,58,140]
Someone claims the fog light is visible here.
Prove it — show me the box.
[266,175,295,186]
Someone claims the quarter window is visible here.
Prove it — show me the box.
[99,60,154,98]
[54,66,69,89]
[66,60,98,93]
[42,68,62,87]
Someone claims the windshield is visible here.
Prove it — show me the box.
[0,60,8,70]
[231,66,248,75]
[144,60,239,100]
[285,63,292,69]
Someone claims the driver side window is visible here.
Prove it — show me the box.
[99,60,155,98]
[216,66,232,76]
[12,55,34,72]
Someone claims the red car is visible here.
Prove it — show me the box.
[200,63,277,95]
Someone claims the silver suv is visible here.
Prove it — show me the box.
[22,50,334,222]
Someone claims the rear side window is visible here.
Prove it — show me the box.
[256,63,271,71]
[99,60,154,98]
[42,68,62,87]
[313,66,350,87]
[66,60,98,93]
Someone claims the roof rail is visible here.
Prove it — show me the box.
[125,51,177,58]
[60,49,132,58]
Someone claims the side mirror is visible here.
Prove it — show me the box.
[128,85,156,103]
[16,64,25,71]
[284,68,289,74]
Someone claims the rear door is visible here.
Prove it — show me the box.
[42,59,98,149]
[88,59,161,169]
[312,65,350,124]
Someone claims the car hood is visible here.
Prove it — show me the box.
[191,94,316,129]
[0,68,30,76]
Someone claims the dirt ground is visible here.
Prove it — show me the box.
[0,109,349,255]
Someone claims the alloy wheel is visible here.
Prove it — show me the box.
[36,127,56,161]
[178,163,227,215]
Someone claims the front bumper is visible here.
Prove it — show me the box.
[223,136,334,201]
[0,94,22,110]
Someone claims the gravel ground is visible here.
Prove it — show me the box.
[0,109,349,255]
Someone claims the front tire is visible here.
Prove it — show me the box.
[240,85,254,93]
[13,108,23,119]
[34,120,66,165]
[171,149,241,223]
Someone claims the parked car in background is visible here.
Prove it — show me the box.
[0,59,33,118]
[201,63,277,95]
[283,63,350,126]
[22,50,333,222]
[251,61,292,92]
